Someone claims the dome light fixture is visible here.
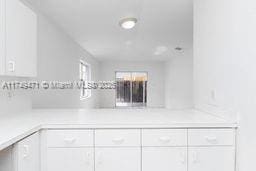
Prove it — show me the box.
[119,17,137,29]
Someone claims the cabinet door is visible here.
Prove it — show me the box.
[142,147,187,171]
[95,148,141,171]
[47,148,94,171]
[188,147,235,171]
[14,132,39,171]
[5,0,37,77]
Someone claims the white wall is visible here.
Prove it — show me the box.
[165,49,193,109]
[99,61,165,108]
[235,1,256,170]
[32,13,100,108]
[194,0,256,170]
[193,0,239,120]
[0,9,100,111]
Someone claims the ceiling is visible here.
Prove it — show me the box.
[27,0,193,61]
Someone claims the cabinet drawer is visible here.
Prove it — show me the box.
[142,129,187,146]
[188,129,235,146]
[95,129,140,147]
[47,130,93,147]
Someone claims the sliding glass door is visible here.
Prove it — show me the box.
[116,72,131,107]
[116,72,147,107]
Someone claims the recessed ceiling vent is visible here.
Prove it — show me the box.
[175,47,183,51]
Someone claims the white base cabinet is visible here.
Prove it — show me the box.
[41,128,236,171]
[95,148,141,171]
[13,132,39,171]
[47,148,94,171]
[142,147,187,171]
[188,147,235,171]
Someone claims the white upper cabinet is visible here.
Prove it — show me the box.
[1,0,37,77]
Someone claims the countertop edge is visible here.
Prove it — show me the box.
[0,122,238,151]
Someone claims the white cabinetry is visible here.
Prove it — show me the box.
[142,147,187,171]
[142,129,187,171]
[188,129,236,171]
[46,130,94,147]
[142,129,187,146]
[188,129,235,146]
[13,132,39,171]
[95,148,141,171]
[0,0,37,77]
[45,130,94,171]
[188,147,235,171]
[95,129,141,147]
[43,128,236,171]
[95,129,141,171]
[47,148,94,171]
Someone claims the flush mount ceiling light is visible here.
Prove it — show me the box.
[119,18,137,29]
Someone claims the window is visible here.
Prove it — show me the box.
[116,72,147,107]
[80,60,91,100]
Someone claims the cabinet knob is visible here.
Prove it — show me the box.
[205,136,218,144]
[179,152,186,164]
[192,151,199,164]
[112,137,125,144]
[96,152,103,165]
[8,61,15,72]
[22,145,29,159]
[158,136,171,143]
[85,152,92,165]
[64,138,76,144]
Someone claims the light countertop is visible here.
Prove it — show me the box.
[0,108,237,151]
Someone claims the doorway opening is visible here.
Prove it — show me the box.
[115,72,147,107]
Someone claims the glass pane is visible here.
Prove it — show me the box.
[80,61,91,100]
[132,72,147,107]
[115,72,147,107]
[116,72,131,107]
[82,65,86,72]
[80,63,83,80]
